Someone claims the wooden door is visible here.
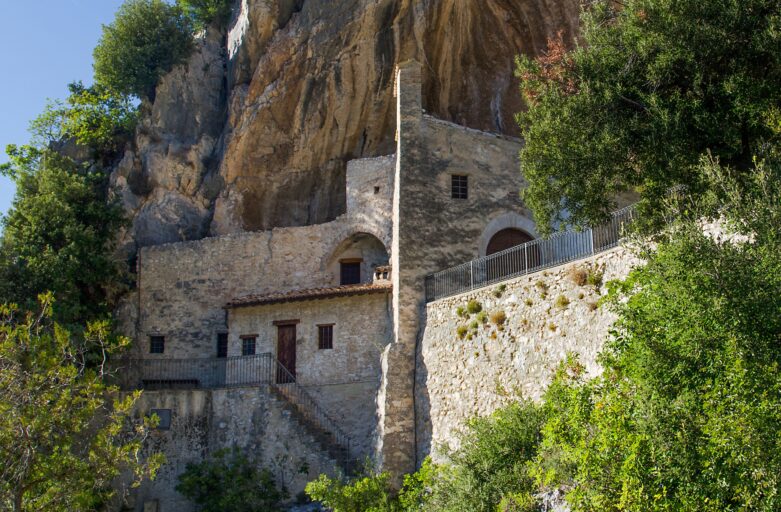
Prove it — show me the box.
[276,324,296,384]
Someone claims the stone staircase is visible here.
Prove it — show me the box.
[269,385,356,474]
[268,360,357,475]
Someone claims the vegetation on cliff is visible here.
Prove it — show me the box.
[516,0,781,234]
[93,0,194,101]
[0,296,163,512]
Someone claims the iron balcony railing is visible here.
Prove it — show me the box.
[424,204,637,302]
[116,353,353,467]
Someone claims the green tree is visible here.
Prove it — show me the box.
[530,157,781,510]
[0,295,163,511]
[425,400,544,512]
[305,400,545,512]
[0,149,126,325]
[93,0,193,100]
[61,82,139,157]
[176,447,286,512]
[516,0,781,234]
[305,470,398,512]
[177,0,233,30]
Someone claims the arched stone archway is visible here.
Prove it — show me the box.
[325,232,390,286]
[478,212,538,257]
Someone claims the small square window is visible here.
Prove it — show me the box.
[340,261,361,285]
[217,333,228,358]
[149,335,165,354]
[149,408,171,430]
[451,175,468,199]
[373,186,380,194]
[241,336,257,356]
[318,325,334,350]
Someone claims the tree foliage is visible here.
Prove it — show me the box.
[0,296,162,511]
[93,0,193,100]
[176,447,286,512]
[61,82,139,157]
[306,470,398,512]
[516,0,781,234]
[0,149,126,325]
[426,400,544,512]
[306,401,544,512]
[177,0,233,30]
[530,158,781,511]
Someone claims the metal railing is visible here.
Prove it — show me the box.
[116,353,353,468]
[271,359,353,468]
[425,204,637,302]
[116,354,275,390]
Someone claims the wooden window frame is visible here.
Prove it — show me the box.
[451,174,469,199]
[240,335,257,356]
[149,335,165,354]
[318,324,334,350]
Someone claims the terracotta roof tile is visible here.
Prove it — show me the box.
[226,282,392,309]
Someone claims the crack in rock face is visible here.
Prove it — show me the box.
[112,0,579,252]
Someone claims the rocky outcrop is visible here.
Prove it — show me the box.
[112,0,579,249]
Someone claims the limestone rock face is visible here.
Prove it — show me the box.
[113,0,579,248]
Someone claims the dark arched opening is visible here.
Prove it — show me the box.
[485,228,539,281]
[486,228,534,256]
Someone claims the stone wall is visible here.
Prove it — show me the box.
[415,247,642,461]
[124,387,343,512]
[227,290,393,458]
[127,179,392,360]
[379,60,533,477]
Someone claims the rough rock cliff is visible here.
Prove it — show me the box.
[111,0,579,252]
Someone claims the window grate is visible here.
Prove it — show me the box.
[241,336,256,356]
[451,175,468,199]
[149,335,165,354]
[318,325,334,350]
[340,261,361,285]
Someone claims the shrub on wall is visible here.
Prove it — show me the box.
[466,300,483,315]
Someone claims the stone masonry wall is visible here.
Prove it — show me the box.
[227,291,393,458]
[128,178,393,361]
[124,387,343,512]
[415,247,642,461]
[379,60,531,478]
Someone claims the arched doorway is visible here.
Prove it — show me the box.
[326,233,390,286]
[485,228,539,281]
[486,228,535,256]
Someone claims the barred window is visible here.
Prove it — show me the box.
[451,175,468,199]
[318,325,334,350]
[241,336,257,356]
[217,333,228,358]
[149,335,165,354]
[340,261,361,285]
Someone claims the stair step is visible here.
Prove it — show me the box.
[268,384,355,474]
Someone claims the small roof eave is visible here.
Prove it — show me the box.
[225,282,392,309]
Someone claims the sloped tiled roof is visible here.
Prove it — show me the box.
[226,282,392,309]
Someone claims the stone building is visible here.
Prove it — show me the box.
[119,60,634,511]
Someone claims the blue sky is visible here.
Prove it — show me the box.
[0,0,125,219]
